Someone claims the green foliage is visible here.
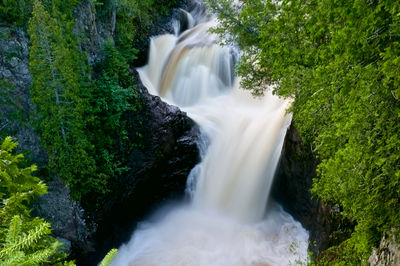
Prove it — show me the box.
[95,0,179,63]
[0,0,33,26]
[27,0,143,206]
[81,40,140,207]
[0,137,46,225]
[99,248,118,266]
[314,239,362,266]
[0,216,59,266]
[0,137,65,265]
[208,0,400,263]
[0,0,81,26]
[3,0,179,210]
[28,0,101,200]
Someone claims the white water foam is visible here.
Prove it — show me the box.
[112,204,308,266]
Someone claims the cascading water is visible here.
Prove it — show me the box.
[111,4,309,266]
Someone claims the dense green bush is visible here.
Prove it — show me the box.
[0,0,33,26]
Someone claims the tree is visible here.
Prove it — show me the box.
[0,216,59,266]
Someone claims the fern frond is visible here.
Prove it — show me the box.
[0,171,12,189]
[0,138,62,265]
[0,137,18,153]
[20,241,59,266]
[4,216,22,248]
[0,219,51,256]
[0,250,25,266]
[1,193,31,220]
[100,248,118,266]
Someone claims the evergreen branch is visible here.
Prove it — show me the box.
[100,248,118,266]
[4,216,22,249]
[0,219,51,257]
[0,250,24,266]
[20,242,59,266]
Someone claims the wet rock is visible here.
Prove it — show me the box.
[2,69,12,78]
[272,125,334,255]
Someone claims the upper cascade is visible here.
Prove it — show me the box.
[137,9,291,222]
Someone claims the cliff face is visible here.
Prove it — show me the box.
[0,26,46,166]
[71,2,200,263]
[0,0,199,263]
[272,125,335,255]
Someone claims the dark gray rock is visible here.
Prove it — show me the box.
[73,0,114,65]
[0,26,47,167]
[56,237,72,254]
[272,124,335,255]
[33,178,95,256]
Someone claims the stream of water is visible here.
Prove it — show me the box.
[111,4,309,266]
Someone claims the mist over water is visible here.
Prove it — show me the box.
[111,4,309,266]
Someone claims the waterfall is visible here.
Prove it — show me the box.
[111,4,309,266]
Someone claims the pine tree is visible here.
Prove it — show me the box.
[0,0,33,26]
[0,137,46,226]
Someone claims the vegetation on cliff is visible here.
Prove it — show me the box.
[1,0,180,203]
[207,0,400,263]
[1,0,181,262]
